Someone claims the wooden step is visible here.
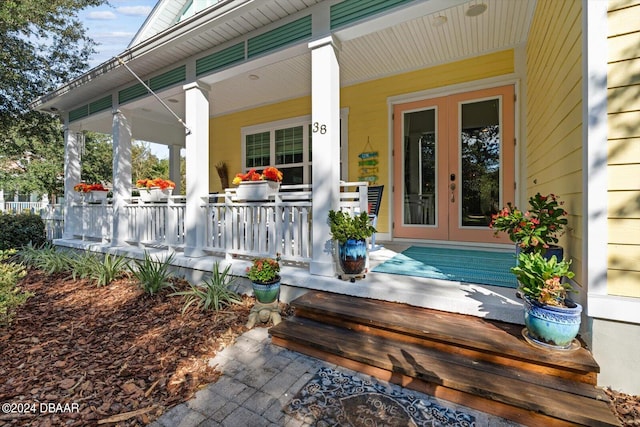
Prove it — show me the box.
[269,291,620,427]
[290,290,600,383]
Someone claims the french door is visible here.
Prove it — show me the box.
[393,85,515,244]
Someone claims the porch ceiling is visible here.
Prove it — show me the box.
[44,0,535,136]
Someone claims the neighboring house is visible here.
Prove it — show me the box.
[31,0,640,394]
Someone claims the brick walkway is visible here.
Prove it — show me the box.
[150,327,522,427]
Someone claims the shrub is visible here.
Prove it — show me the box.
[0,213,46,250]
[130,252,175,295]
[172,262,242,314]
[0,250,32,326]
[68,251,101,281]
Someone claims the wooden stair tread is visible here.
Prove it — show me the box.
[270,317,618,427]
[292,290,599,374]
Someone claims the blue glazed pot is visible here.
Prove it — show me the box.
[523,296,582,349]
[338,239,367,274]
[516,244,564,261]
[252,277,280,303]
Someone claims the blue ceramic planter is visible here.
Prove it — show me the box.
[252,277,280,303]
[338,239,367,274]
[523,296,582,349]
[516,244,563,261]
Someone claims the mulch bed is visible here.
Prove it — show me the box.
[0,270,262,426]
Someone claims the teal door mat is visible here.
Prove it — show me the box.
[372,246,517,288]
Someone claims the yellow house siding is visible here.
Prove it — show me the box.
[210,50,515,233]
[526,0,583,283]
[208,97,311,192]
[607,0,640,297]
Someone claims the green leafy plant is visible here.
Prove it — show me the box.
[17,242,48,268]
[94,253,129,287]
[0,213,46,250]
[30,246,74,275]
[0,249,32,326]
[490,193,568,252]
[246,256,280,283]
[511,252,576,306]
[328,210,376,244]
[130,252,175,295]
[172,262,242,313]
[67,251,101,281]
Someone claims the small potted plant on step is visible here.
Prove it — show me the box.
[511,251,581,350]
[246,255,282,328]
[328,210,377,279]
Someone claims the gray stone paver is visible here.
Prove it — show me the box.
[151,326,524,427]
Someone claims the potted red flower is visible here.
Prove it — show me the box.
[74,182,109,202]
[232,167,283,201]
[136,178,175,202]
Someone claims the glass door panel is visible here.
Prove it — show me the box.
[448,85,515,243]
[393,97,448,240]
[460,99,500,227]
[403,109,436,226]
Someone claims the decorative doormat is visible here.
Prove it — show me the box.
[372,246,517,288]
[283,367,476,426]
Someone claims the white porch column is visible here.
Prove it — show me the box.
[169,144,182,195]
[309,35,341,276]
[183,81,210,257]
[111,110,132,246]
[62,125,82,239]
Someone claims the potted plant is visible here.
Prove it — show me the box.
[73,182,109,202]
[246,256,281,303]
[136,178,176,202]
[232,166,283,200]
[328,210,377,277]
[490,192,568,259]
[511,251,581,349]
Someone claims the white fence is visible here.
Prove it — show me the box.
[57,182,370,263]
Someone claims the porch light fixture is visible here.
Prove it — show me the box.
[465,3,487,17]
[432,15,447,26]
[248,74,260,80]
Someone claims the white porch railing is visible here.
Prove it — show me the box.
[2,201,43,213]
[66,182,369,264]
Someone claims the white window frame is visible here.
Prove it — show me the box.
[240,109,349,183]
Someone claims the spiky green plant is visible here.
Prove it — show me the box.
[93,253,129,287]
[32,247,74,275]
[68,251,101,281]
[172,262,242,314]
[130,252,175,295]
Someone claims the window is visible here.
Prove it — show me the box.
[241,112,348,185]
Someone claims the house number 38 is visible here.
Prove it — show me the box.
[312,122,327,134]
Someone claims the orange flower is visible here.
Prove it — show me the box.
[136,178,175,190]
[232,167,283,185]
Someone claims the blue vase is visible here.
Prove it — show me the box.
[516,244,564,262]
[252,277,280,303]
[338,239,367,274]
[523,297,582,349]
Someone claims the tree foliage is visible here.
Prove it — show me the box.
[0,0,107,198]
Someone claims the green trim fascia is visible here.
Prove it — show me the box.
[331,0,411,29]
[149,65,186,91]
[88,95,113,115]
[196,43,245,76]
[69,105,89,122]
[118,83,149,104]
[248,15,311,58]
